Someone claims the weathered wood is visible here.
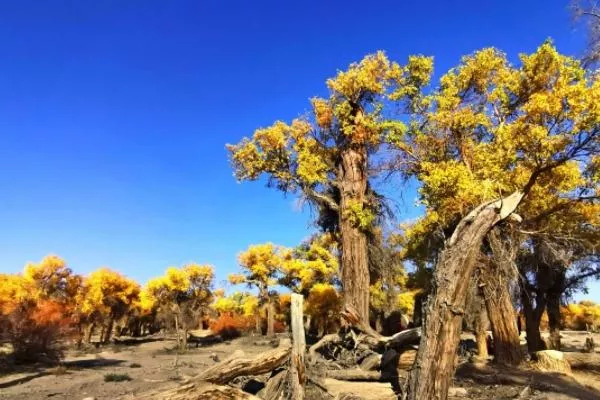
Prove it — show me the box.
[309,333,341,360]
[197,343,291,384]
[406,191,524,400]
[325,369,382,381]
[262,370,288,400]
[341,305,421,350]
[533,350,571,374]
[290,293,306,400]
[359,353,381,371]
[563,351,600,370]
[132,381,262,400]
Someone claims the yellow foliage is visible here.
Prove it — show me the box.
[305,283,341,322]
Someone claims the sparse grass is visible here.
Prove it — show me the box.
[104,373,132,382]
[129,362,142,368]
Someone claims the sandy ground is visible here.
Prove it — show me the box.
[0,331,598,400]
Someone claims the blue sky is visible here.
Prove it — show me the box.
[0,0,598,300]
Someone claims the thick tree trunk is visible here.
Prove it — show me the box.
[480,269,522,365]
[520,284,546,353]
[406,192,523,400]
[546,268,565,350]
[547,292,561,350]
[267,301,275,337]
[339,146,369,325]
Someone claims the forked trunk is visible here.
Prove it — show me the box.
[480,268,522,365]
[406,192,523,400]
[339,146,370,325]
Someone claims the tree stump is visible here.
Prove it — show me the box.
[534,350,572,375]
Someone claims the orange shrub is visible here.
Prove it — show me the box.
[209,313,254,339]
[7,300,71,364]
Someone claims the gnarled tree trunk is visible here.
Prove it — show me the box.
[406,192,523,400]
[339,146,369,325]
[479,268,522,365]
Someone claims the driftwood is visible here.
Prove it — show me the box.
[132,381,261,400]
[198,341,291,384]
[128,340,291,399]
[261,370,288,400]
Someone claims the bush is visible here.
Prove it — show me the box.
[7,300,69,364]
[209,313,253,340]
[104,373,132,382]
[129,362,142,368]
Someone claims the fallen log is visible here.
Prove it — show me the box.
[325,369,382,381]
[132,381,261,399]
[198,341,291,384]
[563,351,600,370]
[309,333,342,360]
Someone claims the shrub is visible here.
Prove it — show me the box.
[7,300,69,364]
[129,362,142,368]
[104,373,132,382]
[209,313,253,340]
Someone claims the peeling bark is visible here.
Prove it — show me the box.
[339,146,370,325]
[406,192,524,400]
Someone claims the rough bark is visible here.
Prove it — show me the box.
[339,146,370,325]
[474,306,489,360]
[406,192,524,400]
[479,269,522,364]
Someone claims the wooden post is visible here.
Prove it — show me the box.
[290,293,305,400]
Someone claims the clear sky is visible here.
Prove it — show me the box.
[0,0,598,300]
